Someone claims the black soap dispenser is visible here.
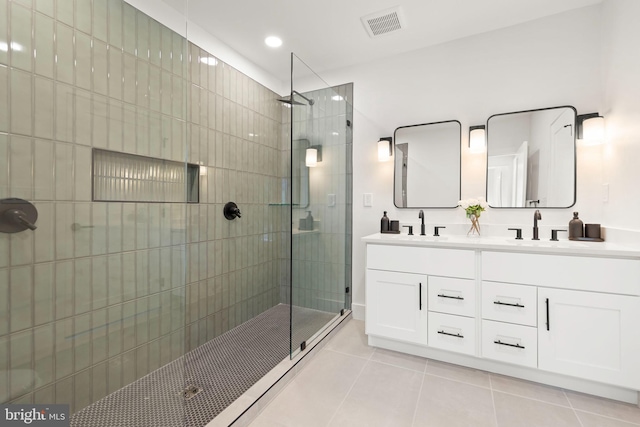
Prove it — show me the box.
[568,212,584,240]
[381,211,390,233]
[305,211,314,230]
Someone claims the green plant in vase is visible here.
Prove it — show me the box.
[458,198,487,236]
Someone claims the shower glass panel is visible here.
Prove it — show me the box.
[0,0,190,424]
[2,0,348,424]
[289,53,353,357]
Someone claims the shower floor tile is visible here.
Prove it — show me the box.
[70,304,337,427]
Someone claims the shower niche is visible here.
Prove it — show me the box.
[92,149,200,203]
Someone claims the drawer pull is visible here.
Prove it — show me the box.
[493,300,525,308]
[437,294,464,300]
[494,339,525,349]
[437,330,464,339]
[419,283,422,310]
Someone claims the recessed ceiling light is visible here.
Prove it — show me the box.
[265,36,282,48]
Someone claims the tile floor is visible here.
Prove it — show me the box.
[249,320,640,427]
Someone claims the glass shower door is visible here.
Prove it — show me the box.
[289,54,353,357]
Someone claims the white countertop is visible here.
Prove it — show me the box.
[362,232,640,259]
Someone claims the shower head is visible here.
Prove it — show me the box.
[277,96,306,106]
[277,91,315,106]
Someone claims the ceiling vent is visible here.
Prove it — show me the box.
[361,6,405,38]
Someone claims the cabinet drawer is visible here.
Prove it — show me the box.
[367,244,475,278]
[428,277,476,317]
[427,312,476,356]
[482,281,537,327]
[482,320,537,368]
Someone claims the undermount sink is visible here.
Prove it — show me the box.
[503,239,589,248]
[384,234,448,241]
[420,236,449,241]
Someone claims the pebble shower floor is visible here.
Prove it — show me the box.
[70,304,336,427]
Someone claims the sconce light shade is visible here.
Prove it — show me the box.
[577,113,605,145]
[305,146,322,167]
[469,125,486,152]
[306,148,317,167]
[378,137,393,162]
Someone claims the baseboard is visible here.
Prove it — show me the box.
[369,335,639,405]
[351,303,365,320]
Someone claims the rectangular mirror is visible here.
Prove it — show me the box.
[486,106,576,208]
[394,120,461,208]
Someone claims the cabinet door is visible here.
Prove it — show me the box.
[538,288,640,389]
[366,270,427,344]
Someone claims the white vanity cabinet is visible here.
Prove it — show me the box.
[483,251,640,390]
[365,244,475,348]
[363,234,640,403]
[538,288,640,390]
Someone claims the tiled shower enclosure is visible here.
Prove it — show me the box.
[0,0,293,416]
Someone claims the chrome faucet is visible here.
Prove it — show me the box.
[532,209,542,240]
[418,210,426,236]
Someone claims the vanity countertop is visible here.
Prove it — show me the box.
[362,232,640,259]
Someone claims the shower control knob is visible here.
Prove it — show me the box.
[0,198,38,233]
[223,202,242,220]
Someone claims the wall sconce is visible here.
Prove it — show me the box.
[378,137,393,162]
[305,145,322,167]
[469,125,486,152]
[577,113,605,145]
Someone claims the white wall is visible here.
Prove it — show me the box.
[600,0,640,230]
[317,5,608,319]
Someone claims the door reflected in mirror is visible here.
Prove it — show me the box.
[486,106,576,208]
[394,120,461,208]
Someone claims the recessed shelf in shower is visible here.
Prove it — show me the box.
[92,149,200,203]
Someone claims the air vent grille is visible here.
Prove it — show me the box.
[361,7,405,38]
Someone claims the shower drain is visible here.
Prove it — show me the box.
[182,385,203,400]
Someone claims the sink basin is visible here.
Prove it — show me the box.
[381,234,448,242]
[419,236,449,241]
[503,239,589,249]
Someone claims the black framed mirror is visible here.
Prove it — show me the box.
[393,120,461,208]
[486,106,576,208]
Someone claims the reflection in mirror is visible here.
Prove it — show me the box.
[486,106,576,208]
[394,121,461,208]
[292,139,310,209]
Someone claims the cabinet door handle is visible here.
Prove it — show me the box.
[545,298,550,331]
[419,283,422,310]
[494,340,525,349]
[438,294,464,300]
[493,300,524,308]
[437,330,464,339]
